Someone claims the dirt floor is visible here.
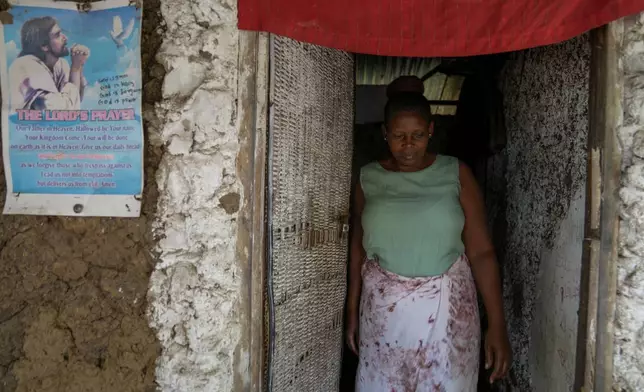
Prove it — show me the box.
[0,1,164,391]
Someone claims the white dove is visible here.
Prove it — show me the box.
[110,16,134,48]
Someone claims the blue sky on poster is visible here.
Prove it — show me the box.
[3,5,141,110]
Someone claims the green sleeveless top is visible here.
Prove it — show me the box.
[360,155,465,277]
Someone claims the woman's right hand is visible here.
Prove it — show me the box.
[346,311,359,355]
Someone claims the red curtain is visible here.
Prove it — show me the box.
[238,0,644,57]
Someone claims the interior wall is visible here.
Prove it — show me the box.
[487,35,590,391]
[0,1,163,391]
[615,13,644,391]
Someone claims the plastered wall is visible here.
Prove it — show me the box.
[488,34,590,391]
[146,0,261,391]
[614,13,644,391]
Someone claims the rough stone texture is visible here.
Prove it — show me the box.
[614,13,644,391]
[146,0,247,391]
[0,1,164,391]
[493,35,590,391]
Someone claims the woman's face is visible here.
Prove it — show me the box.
[385,111,432,167]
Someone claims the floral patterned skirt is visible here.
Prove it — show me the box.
[355,255,480,392]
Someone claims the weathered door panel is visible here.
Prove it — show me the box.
[266,36,354,392]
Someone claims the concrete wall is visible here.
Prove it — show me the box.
[146,0,264,391]
[614,13,644,391]
[0,1,164,391]
[489,35,590,391]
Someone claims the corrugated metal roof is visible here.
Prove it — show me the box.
[355,55,440,85]
[355,55,463,116]
[427,75,464,116]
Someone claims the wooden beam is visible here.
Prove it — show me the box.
[575,22,622,392]
[593,21,622,392]
[236,30,270,392]
[419,65,441,81]
[427,100,459,105]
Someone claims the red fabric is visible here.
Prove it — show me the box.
[238,0,644,57]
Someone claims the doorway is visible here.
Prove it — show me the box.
[262,32,594,392]
[341,54,508,392]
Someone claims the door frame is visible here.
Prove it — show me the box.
[237,30,270,392]
[574,23,622,392]
[241,25,624,392]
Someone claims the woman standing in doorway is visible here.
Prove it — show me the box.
[346,92,511,391]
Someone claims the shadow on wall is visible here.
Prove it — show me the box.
[0,1,165,391]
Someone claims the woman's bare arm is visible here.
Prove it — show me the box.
[459,161,511,383]
[348,182,366,316]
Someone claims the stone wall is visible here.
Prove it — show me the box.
[614,12,644,391]
[146,0,257,391]
[490,35,590,391]
[0,1,164,391]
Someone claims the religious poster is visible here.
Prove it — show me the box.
[0,0,143,217]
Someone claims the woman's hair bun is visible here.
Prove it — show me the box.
[384,92,432,127]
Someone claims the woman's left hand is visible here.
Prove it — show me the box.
[485,326,512,384]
